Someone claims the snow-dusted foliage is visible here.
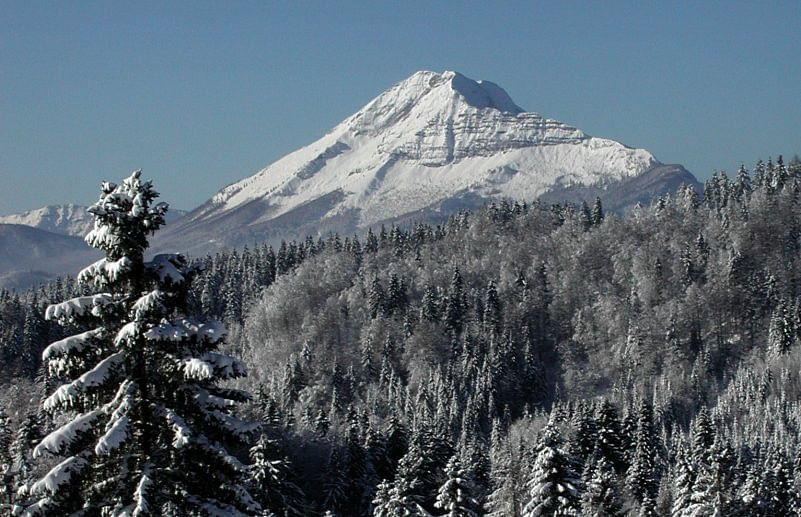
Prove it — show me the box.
[25,171,257,515]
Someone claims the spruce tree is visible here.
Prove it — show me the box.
[626,400,659,504]
[435,455,479,517]
[0,406,12,509]
[26,171,258,515]
[522,422,582,516]
[580,456,623,517]
[248,432,304,516]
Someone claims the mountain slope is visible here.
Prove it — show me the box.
[0,204,95,237]
[0,205,187,289]
[0,204,188,237]
[157,71,698,254]
[0,224,101,289]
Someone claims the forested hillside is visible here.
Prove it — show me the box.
[2,156,801,515]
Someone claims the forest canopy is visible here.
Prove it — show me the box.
[1,155,801,515]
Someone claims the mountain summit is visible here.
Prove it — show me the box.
[158,70,698,253]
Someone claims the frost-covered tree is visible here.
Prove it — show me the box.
[372,478,426,517]
[581,456,623,517]
[522,422,582,516]
[435,455,479,517]
[0,405,12,508]
[248,432,305,516]
[25,171,258,515]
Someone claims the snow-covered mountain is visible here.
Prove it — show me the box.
[158,70,698,253]
[0,205,187,289]
[0,204,188,237]
[0,204,95,237]
[0,224,101,289]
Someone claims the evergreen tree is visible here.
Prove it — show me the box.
[10,412,40,506]
[626,400,659,504]
[26,171,257,515]
[435,455,479,517]
[671,450,694,517]
[372,477,426,517]
[522,422,582,516]
[0,406,12,509]
[248,433,304,516]
[594,400,626,473]
[581,456,623,517]
[369,277,387,319]
[591,197,604,227]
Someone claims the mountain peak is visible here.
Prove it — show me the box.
[447,71,524,113]
[343,71,525,136]
[168,69,696,254]
[399,70,523,113]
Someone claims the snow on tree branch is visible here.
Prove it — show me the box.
[33,409,104,458]
[43,352,123,411]
[30,456,89,496]
[145,319,227,343]
[42,328,105,361]
[45,294,114,322]
[77,256,133,287]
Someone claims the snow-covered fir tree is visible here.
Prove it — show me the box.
[522,422,582,516]
[24,171,258,515]
[434,455,479,517]
[248,432,304,516]
[581,456,623,516]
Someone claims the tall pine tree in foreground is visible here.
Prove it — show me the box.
[25,171,258,515]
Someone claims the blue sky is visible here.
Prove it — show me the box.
[2,1,800,214]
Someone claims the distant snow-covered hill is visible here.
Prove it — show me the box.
[0,205,187,289]
[157,70,698,254]
[0,204,95,237]
[0,224,101,289]
[0,204,187,238]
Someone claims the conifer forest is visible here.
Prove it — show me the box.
[2,156,801,515]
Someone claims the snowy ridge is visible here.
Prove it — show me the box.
[0,204,94,237]
[0,203,188,238]
[204,70,656,228]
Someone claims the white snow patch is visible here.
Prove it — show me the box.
[114,321,140,347]
[161,407,192,448]
[145,254,185,284]
[132,290,164,320]
[77,256,133,286]
[180,352,245,381]
[182,358,215,381]
[85,224,122,250]
[145,319,227,343]
[43,352,124,410]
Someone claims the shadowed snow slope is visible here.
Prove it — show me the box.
[156,70,698,255]
[0,224,101,289]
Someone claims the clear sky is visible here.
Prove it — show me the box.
[2,1,800,215]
